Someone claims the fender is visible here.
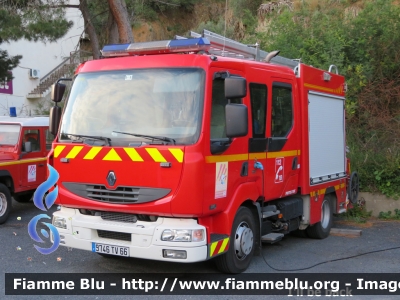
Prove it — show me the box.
[0,170,14,192]
[199,181,260,239]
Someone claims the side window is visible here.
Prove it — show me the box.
[45,129,55,150]
[23,129,40,152]
[271,83,293,137]
[250,83,267,138]
[210,77,242,139]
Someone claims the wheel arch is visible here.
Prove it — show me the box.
[0,170,15,194]
[199,182,261,241]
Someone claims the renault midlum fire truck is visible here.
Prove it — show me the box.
[49,30,359,273]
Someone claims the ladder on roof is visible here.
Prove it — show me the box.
[186,29,299,70]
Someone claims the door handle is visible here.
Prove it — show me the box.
[38,164,45,167]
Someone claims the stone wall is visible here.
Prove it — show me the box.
[360,192,400,217]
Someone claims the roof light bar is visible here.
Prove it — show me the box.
[101,38,211,57]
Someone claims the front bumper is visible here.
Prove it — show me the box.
[52,207,208,263]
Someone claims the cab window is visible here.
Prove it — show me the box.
[271,83,293,137]
[23,129,40,152]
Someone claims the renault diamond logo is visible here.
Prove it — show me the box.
[107,171,117,186]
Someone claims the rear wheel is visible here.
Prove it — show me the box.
[0,183,12,224]
[13,192,34,203]
[306,195,333,239]
[215,206,256,273]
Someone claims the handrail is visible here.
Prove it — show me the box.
[39,57,70,83]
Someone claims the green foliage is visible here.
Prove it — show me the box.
[341,203,372,223]
[378,209,400,220]
[0,2,73,43]
[0,49,21,82]
[0,1,72,80]
[252,0,400,198]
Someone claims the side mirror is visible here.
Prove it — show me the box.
[51,83,66,102]
[225,77,247,99]
[49,106,62,136]
[24,141,32,153]
[225,104,248,138]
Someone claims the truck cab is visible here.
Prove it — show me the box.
[0,116,52,224]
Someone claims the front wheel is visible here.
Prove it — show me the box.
[0,183,12,224]
[306,195,333,239]
[215,206,256,274]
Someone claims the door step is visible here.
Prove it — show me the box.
[261,233,284,244]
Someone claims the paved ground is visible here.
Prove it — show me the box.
[0,199,399,299]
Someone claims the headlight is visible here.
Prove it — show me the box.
[53,216,67,229]
[161,229,204,242]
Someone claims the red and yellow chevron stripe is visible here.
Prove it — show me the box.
[209,237,230,257]
[53,145,184,163]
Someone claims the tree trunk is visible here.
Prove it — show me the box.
[108,0,134,43]
[80,0,100,59]
[107,9,119,44]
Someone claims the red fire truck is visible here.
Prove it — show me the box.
[49,30,359,273]
[0,116,52,224]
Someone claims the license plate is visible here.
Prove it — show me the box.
[92,243,130,257]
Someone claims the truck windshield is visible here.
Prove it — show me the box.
[59,68,205,146]
[0,124,20,146]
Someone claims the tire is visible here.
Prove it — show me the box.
[13,192,34,203]
[348,171,359,204]
[306,195,333,239]
[215,206,256,274]
[0,183,12,224]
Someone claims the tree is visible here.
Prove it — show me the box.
[0,0,73,80]
[0,49,21,82]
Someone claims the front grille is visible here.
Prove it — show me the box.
[63,182,171,204]
[97,230,131,241]
[88,185,139,202]
[101,212,138,223]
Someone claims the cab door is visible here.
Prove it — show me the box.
[264,79,301,199]
[20,127,47,189]
[203,68,249,214]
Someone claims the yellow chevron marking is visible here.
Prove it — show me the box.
[54,145,66,158]
[340,183,345,189]
[103,148,122,161]
[267,150,298,159]
[218,238,230,254]
[206,154,248,163]
[146,148,166,162]
[210,242,218,257]
[304,83,343,94]
[0,157,47,167]
[83,147,102,160]
[169,148,184,163]
[124,148,144,162]
[65,146,83,159]
[335,185,340,191]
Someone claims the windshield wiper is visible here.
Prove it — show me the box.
[113,131,176,145]
[64,133,111,146]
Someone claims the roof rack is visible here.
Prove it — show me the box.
[188,29,299,70]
